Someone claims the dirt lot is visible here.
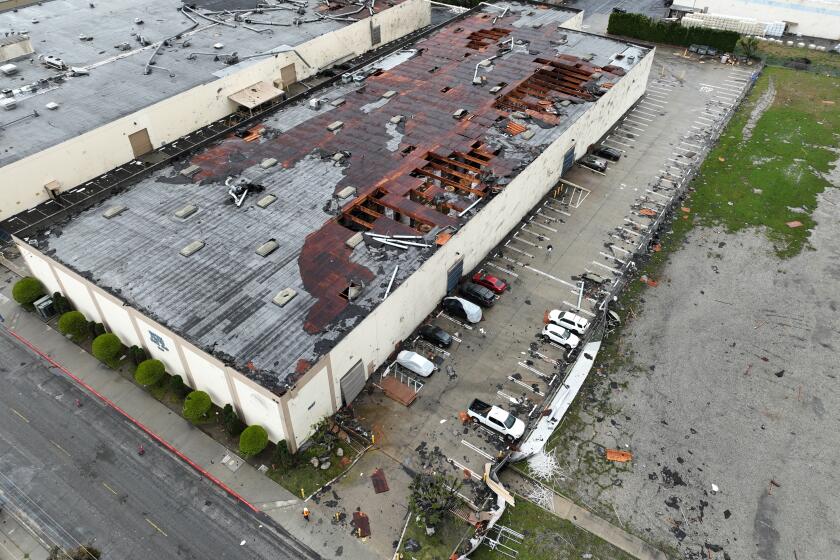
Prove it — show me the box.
[544,67,840,560]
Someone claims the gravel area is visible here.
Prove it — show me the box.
[553,185,840,560]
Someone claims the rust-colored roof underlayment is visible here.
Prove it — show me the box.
[31,2,649,395]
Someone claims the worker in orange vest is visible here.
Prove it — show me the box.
[302,507,311,522]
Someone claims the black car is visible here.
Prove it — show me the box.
[593,146,621,162]
[459,282,496,307]
[419,324,453,348]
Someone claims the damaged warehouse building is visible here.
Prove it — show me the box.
[2,0,653,451]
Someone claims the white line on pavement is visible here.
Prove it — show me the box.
[592,260,620,274]
[562,301,595,317]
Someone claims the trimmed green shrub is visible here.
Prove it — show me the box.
[607,12,739,52]
[12,277,45,309]
[91,333,123,368]
[87,320,98,338]
[169,375,189,398]
[128,345,147,366]
[52,292,72,315]
[183,390,211,421]
[58,311,89,342]
[222,404,246,437]
[239,425,268,457]
[94,322,107,336]
[134,359,165,386]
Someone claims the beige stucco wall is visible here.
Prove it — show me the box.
[13,45,653,451]
[0,0,431,221]
[559,10,584,30]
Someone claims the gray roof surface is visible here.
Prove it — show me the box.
[30,2,647,395]
[0,0,368,166]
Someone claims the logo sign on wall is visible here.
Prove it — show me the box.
[149,330,169,352]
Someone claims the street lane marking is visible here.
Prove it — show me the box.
[10,409,29,423]
[146,518,168,537]
[102,482,118,495]
[50,440,71,457]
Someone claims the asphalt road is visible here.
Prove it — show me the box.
[0,330,319,560]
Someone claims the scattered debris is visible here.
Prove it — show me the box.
[527,450,562,482]
[605,449,633,462]
[786,220,803,228]
[525,483,554,510]
[371,468,389,494]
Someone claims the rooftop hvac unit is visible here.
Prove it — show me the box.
[0,64,18,76]
[39,55,67,71]
[1,98,16,110]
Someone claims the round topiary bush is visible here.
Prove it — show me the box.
[239,425,268,457]
[58,311,89,342]
[134,359,165,386]
[12,277,45,308]
[183,390,211,421]
[91,333,123,368]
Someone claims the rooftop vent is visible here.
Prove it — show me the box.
[102,205,127,219]
[260,158,277,169]
[180,164,200,177]
[327,120,344,132]
[336,186,356,199]
[453,109,468,120]
[256,239,279,257]
[180,240,205,257]
[331,98,346,107]
[382,90,397,99]
[345,232,363,249]
[339,281,364,301]
[174,204,198,219]
[257,194,277,208]
[273,288,297,307]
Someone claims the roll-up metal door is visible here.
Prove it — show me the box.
[447,258,463,293]
[340,360,366,405]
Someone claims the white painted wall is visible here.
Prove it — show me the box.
[17,245,60,294]
[0,0,431,221]
[93,293,142,347]
[286,367,334,447]
[183,347,233,405]
[53,269,103,323]
[689,0,840,39]
[233,377,286,443]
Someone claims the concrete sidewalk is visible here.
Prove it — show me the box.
[501,469,669,560]
[0,268,373,560]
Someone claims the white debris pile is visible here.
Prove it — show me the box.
[527,450,563,483]
[525,483,554,511]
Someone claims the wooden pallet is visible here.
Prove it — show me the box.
[379,376,417,406]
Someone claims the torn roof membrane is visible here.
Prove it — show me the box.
[32,2,648,394]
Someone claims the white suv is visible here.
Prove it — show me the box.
[547,310,590,335]
[541,324,580,350]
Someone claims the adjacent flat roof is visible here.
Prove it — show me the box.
[0,0,384,166]
[26,2,648,395]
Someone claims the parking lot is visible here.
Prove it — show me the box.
[329,50,758,556]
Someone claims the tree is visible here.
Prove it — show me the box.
[128,345,147,366]
[183,390,211,421]
[169,374,189,398]
[222,404,245,437]
[91,333,123,368]
[738,35,760,58]
[58,311,89,342]
[272,440,296,469]
[49,545,101,559]
[12,277,45,309]
[239,425,269,456]
[134,359,165,386]
[408,472,462,530]
[52,292,72,314]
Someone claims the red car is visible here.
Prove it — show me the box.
[471,272,508,294]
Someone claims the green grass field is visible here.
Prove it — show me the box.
[690,67,839,258]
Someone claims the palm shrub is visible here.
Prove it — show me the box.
[91,333,123,368]
[222,404,245,437]
[58,311,89,342]
[239,425,268,457]
[134,359,165,386]
[183,390,211,421]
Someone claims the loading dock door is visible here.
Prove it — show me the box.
[561,146,576,174]
[447,258,463,293]
[340,360,366,405]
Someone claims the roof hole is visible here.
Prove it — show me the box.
[402,145,416,155]
[441,86,451,93]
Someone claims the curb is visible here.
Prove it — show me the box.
[3,326,260,514]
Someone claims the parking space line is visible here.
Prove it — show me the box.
[624,217,649,229]
[639,103,665,112]
[681,141,704,149]
[529,350,559,366]
[497,390,523,404]
[647,189,671,200]
[690,125,707,130]
[497,255,578,289]
[461,439,494,460]
[592,260,619,274]
[645,86,671,94]
[696,115,714,122]
[449,458,482,480]
[562,301,595,317]
[527,219,558,233]
[518,361,550,380]
[505,241,534,259]
[623,118,648,127]
[486,261,519,278]
[645,92,669,100]
[620,123,646,132]
[601,140,626,152]
[633,110,657,118]
[508,376,545,396]
[437,311,473,330]
[543,201,571,216]
[599,251,626,265]
[520,225,551,240]
[722,79,745,85]
[609,244,632,255]
[536,209,562,223]
[640,98,666,106]
[698,82,741,92]
[605,137,632,148]
[512,233,537,247]
[620,226,642,237]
